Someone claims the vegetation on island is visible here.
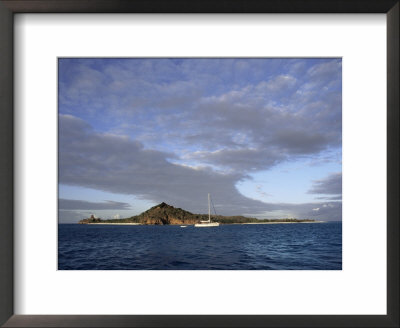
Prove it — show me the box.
[78,215,102,224]
[78,202,316,225]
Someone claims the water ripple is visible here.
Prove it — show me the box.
[58,222,342,270]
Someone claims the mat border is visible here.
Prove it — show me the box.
[0,1,398,327]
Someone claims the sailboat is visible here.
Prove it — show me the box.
[194,193,220,227]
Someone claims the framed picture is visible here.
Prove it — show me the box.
[0,0,398,327]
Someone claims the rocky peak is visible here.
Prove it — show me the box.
[156,202,171,208]
[136,202,198,225]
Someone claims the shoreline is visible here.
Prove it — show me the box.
[82,221,324,225]
[237,221,324,224]
[86,223,141,225]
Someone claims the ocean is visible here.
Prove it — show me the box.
[58,222,342,270]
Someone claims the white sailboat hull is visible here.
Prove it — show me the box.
[194,222,220,227]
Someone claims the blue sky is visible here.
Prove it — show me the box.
[58,58,342,223]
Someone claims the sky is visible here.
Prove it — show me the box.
[58,58,342,223]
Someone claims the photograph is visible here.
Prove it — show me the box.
[1,0,397,325]
[58,58,342,270]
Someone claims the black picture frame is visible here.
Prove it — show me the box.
[0,1,398,327]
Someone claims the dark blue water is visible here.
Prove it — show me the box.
[58,222,341,270]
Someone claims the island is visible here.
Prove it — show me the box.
[78,202,319,225]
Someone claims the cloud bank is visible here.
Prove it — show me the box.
[59,114,341,220]
[59,199,132,210]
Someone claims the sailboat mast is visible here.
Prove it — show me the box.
[208,193,211,223]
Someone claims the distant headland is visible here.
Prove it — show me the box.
[78,202,319,225]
